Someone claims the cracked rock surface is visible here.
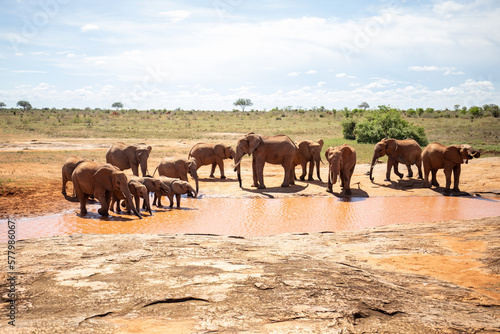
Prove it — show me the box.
[1,216,499,333]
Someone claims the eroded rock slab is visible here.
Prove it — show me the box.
[1,217,499,333]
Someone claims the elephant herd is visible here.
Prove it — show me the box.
[61,134,481,219]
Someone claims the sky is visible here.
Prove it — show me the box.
[1,0,499,110]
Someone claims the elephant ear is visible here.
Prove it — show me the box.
[147,145,152,154]
[247,134,262,155]
[341,145,352,165]
[93,164,116,190]
[444,146,464,165]
[385,139,398,155]
[317,139,324,149]
[325,147,333,162]
[298,141,310,157]
[214,144,225,159]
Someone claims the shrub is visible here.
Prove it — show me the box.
[353,107,428,146]
[341,119,357,140]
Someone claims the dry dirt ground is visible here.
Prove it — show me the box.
[1,140,500,333]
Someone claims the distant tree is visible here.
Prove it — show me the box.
[358,102,369,110]
[0,102,6,108]
[16,100,32,110]
[112,102,124,110]
[233,98,253,112]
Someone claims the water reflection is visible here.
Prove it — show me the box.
[1,196,499,241]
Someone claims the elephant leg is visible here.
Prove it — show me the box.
[75,185,88,215]
[385,161,393,181]
[343,171,352,196]
[406,164,413,178]
[175,193,181,208]
[168,194,174,208]
[299,161,307,181]
[307,160,314,181]
[393,162,404,179]
[431,169,440,187]
[210,162,217,178]
[257,161,266,189]
[95,188,110,216]
[281,162,291,188]
[216,158,226,179]
[452,165,461,192]
[62,177,68,196]
[251,158,259,187]
[443,166,453,192]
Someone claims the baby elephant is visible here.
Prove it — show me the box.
[130,176,171,210]
[188,143,235,179]
[325,144,357,195]
[61,156,88,196]
[153,176,197,208]
[111,179,152,216]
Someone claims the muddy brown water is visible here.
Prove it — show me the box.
[2,196,500,242]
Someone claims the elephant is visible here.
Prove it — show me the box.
[130,176,171,210]
[156,157,199,194]
[106,142,152,177]
[71,161,141,218]
[110,179,152,216]
[62,156,88,196]
[369,138,423,182]
[325,144,356,195]
[294,139,324,181]
[152,176,197,208]
[188,143,235,179]
[233,132,297,189]
[422,142,480,193]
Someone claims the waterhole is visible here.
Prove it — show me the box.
[2,196,499,241]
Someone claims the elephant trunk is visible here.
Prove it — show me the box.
[143,190,152,216]
[191,170,199,194]
[189,185,197,198]
[233,154,244,187]
[140,161,148,177]
[369,153,378,181]
[121,184,142,219]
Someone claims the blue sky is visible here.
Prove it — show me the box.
[1,0,499,110]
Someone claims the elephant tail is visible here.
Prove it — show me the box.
[152,166,158,177]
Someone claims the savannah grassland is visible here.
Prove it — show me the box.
[0,108,499,191]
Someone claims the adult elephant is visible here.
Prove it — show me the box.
[188,143,235,179]
[156,157,199,194]
[422,142,480,193]
[72,161,141,218]
[233,132,297,189]
[61,156,88,196]
[106,142,152,177]
[325,144,356,195]
[295,139,324,181]
[369,138,423,182]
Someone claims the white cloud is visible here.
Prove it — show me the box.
[288,72,299,77]
[157,10,191,23]
[409,66,464,75]
[306,70,317,74]
[80,24,99,32]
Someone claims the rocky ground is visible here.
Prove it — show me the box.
[1,217,499,333]
[0,140,499,333]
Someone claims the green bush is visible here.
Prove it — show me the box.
[353,107,428,146]
[341,119,357,140]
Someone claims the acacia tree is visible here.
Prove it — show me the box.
[17,100,32,110]
[0,102,6,109]
[234,98,253,112]
[358,102,370,110]
[112,102,124,110]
